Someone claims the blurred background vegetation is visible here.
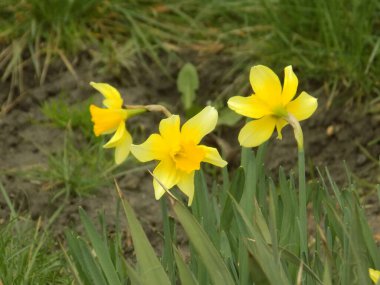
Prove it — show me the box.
[1,0,379,110]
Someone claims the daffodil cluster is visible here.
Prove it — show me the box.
[88,64,317,205]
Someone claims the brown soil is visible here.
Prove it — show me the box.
[0,56,379,242]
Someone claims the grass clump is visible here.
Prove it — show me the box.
[0,181,70,284]
[64,145,380,284]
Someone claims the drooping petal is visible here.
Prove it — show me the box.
[152,160,179,200]
[159,115,181,148]
[181,106,218,144]
[369,268,380,284]
[90,82,123,109]
[103,121,127,148]
[177,171,195,206]
[227,95,272,119]
[250,65,282,106]
[286,91,318,121]
[89,105,128,136]
[131,134,170,162]
[114,131,132,165]
[281,66,298,105]
[238,116,277,147]
[275,118,288,140]
[198,145,227,167]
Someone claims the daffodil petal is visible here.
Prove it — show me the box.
[131,134,170,162]
[250,65,282,106]
[181,106,218,144]
[369,268,380,284]
[90,104,128,136]
[275,118,288,140]
[227,95,272,119]
[90,82,123,109]
[103,122,127,148]
[198,145,227,167]
[238,116,277,147]
[177,172,195,206]
[159,115,181,148]
[114,131,132,165]
[282,66,298,105]
[152,160,179,200]
[286,91,318,121]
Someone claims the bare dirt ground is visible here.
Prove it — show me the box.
[0,56,379,243]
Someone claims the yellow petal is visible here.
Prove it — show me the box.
[89,105,128,136]
[198,145,227,167]
[90,82,123,109]
[250,65,282,107]
[181,106,218,144]
[282,66,298,105]
[159,115,181,148]
[275,118,288,140]
[227,95,272,119]
[131,134,170,162]
[286,91,318,121]
[238,116,277,147]
[369,268,380,284]
[152,160,179,200]
[177,172,195,206]
[103,122,127,148]
[114,131,132,164]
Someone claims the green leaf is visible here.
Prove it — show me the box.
[221,167,245,231]
[177,63,199,110]
[119,192,171,285]
[173,246,198,285]
[173,201,235,285]
[79,209,122,285]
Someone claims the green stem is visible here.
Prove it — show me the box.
[125,104,172,117]
[126,108,147,118]
[286,113,307,262]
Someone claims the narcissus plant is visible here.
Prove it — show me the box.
[228,65,318,150]
[131,106,227,205]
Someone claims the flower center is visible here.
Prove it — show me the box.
[90,105,128,136]
[172,140,205,173]
[272,105,288,118]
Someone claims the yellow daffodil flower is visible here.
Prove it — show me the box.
[131,106,227,205]
[228,65,317,148]
[89,82,132,165]
[370,268,380,284]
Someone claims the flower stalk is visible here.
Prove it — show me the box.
[285,113,308,262]
[125,104,172,118]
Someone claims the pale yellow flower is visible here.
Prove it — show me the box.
[89,82,132,164]
[370,268,380,284]
[228,65,317,147]
[131,106,227,205]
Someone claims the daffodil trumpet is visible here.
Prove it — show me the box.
[89,82,146,165]
[131,106,227,206]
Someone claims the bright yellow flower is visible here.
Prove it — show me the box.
[131,106,227,205]
[228,65,317,147]
[89,82,132,164]
[370,268,380,284]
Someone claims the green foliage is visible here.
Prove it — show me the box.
[28,127,114,198]
[177,63,199,111]
[0,181,70,284]
[258,0,380,103]
[65,144,380,284]
[41,96,94,139]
